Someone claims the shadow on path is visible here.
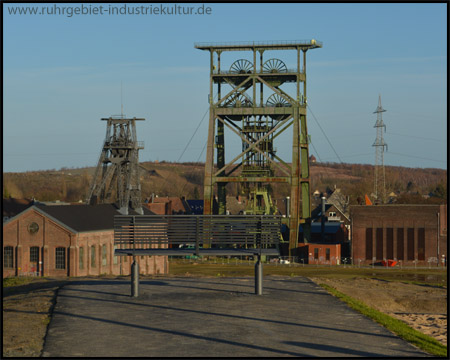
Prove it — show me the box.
[51,309,384,357]
[57,291,398,340]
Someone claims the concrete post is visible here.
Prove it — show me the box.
[255,255,263,295]
[131,259,139,297]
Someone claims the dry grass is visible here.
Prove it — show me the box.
[3,278,69,357]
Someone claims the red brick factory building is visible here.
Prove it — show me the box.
[350,205,447,267]
[2,203,168,278]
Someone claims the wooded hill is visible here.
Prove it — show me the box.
[3,161,447,205]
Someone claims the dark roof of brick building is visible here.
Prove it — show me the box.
[300,222,343,234]
[3,198,35,218]
[32,204,154,233]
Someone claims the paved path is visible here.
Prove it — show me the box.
[42,276,428,357]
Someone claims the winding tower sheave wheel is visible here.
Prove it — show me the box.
[226,92,252,107]
[224,93,252,121]
[230,59,254,74]
[266,93,291,121]
[263,58,288,73]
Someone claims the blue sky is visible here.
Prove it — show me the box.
[3,2,447,172]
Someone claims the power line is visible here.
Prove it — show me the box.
[319,152,373,161]
[387,131,445,142]
[157,98,213,194]
[307,104,344,164]
[179,139,208,196]
[174,107,209,163]
[309,140,323,163]
[388,151,446,164]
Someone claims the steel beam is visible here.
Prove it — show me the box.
[203,110,216,215]
[300,112,311,243]
[289,108,301,255]
[215,176,290,183]
[217,119,226,214]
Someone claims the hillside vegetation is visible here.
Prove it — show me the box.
[2,161,447,205]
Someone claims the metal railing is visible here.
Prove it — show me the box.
[195,40,322,48]
[115,215,282,297]
[213,68,299,75]
[114,215,281,256]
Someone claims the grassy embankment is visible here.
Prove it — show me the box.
[319,283,447,357]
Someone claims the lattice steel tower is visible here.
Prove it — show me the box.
[86,116,144,215]
[195,40,322,254]
[372,95,388,204]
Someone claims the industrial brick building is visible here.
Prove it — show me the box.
[350,205,447,267]
[296,223,347,265]
[298,243,342,265]
[3,203,169,278]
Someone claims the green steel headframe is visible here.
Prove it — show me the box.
[196,40,322,255]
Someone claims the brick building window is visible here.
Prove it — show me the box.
[102,244,107,266]
[4,246,14,268]
[386,228,394,259]
[407,228,415,260]
[30,247,39,262]
[91,245,96,267]
[365,228,373,260]
[325,248,330,261]
[79,247,84,270]
[418,228,425,261]
[376,228,383,260]
[55,248,66,269]
[397,228,404,260]
[314,248,319,260]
